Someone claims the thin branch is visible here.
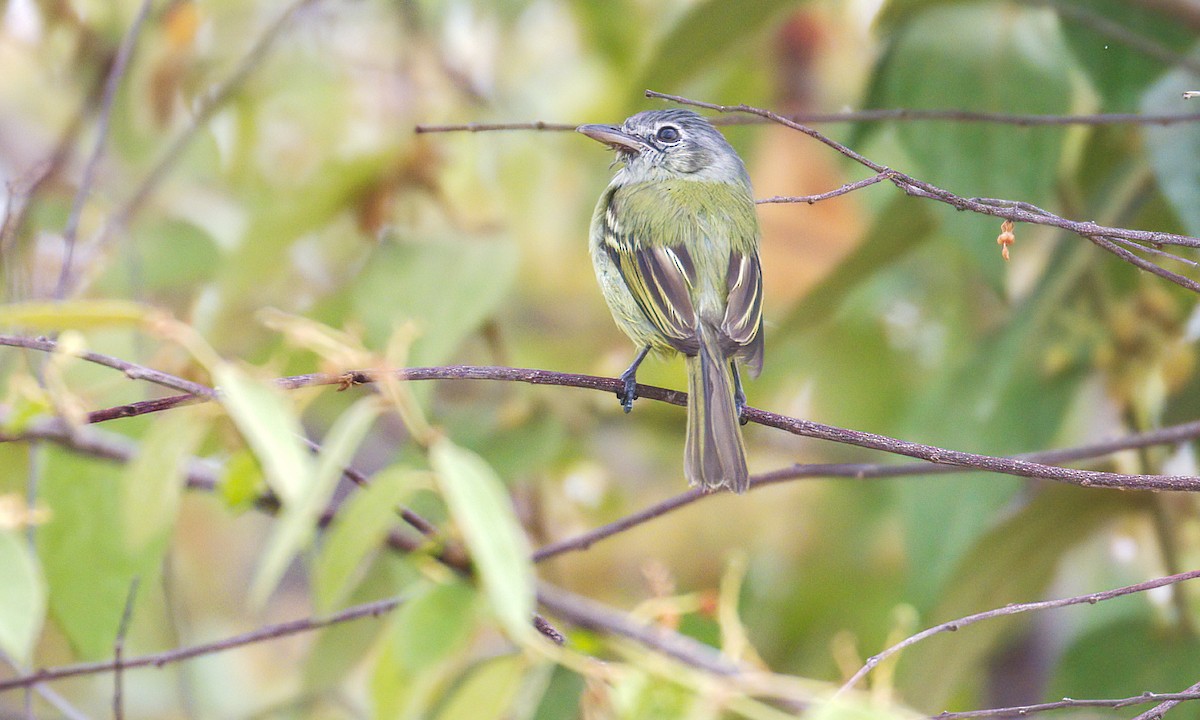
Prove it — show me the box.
[1037,0,1200,75]
[54,0,153,299]
[12,361,1200,492]
[1131,678,1200,720]
[0,594,407,694]
[836,569,1200,696]
[0,334,216,397]
[113,578,140,720]
[536,582,745,676]
[644,91,1200,293]
[932,691,1200,719]
[104,0,321,236]
[756,172,895,205]
[533,418,1200,561]
[413,111,1200,135]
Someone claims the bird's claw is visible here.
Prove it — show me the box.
[618,374,638,413]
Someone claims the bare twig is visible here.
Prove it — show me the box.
[932,691,1200,719]
[533,418,1200,561]
[837,569,1200,696]
[104,0,321,236]
[1130,678,1200,720]
[757,172,895,205]
[645,91,1200,293]
[0,334,215,397]
[413,111,1200,135]
[55,0,153,299]
[9,360,1199,492]
[0,594,408,694]
[1037,0,1200,75]
[536,582,745,676]
[113,578,141,720]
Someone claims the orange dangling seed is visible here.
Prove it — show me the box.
[997,220,1015,261]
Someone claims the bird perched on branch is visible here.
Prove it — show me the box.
[579,109,764,493]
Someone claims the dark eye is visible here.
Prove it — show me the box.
[655,125,681,143]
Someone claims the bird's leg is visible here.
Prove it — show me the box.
[618,345,651,413]
[731,361,748,425]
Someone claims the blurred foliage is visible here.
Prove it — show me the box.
[1,0,1200,717]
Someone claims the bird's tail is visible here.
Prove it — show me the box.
[684,322,749,493]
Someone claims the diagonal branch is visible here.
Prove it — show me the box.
[932,690,1200,719]
[644,91,1200,294]
[0,594,408,694]
[55,0,153,298]
[836,569,1200,696]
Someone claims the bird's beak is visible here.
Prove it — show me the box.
[577,124,649,153]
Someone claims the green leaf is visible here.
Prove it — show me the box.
[897,241,1095,604]
[436,655,527,720]
[313,465,418,612]
[1141,64,1200,236]
[351,237,518,368]
[38,449,141,659]
[873,3,1072,283]
[119,409,207,565]
[215,363,313,505]
[430,438,534,642]
[250,396,381,606]
[0,529,45,664]
[391,579,478,671]
[304,551,419,692]
[1050,616,1200,701]
[217,449,267,511]
[0,300,153,330]
[633,0,805,95]
[896,486,1130,709]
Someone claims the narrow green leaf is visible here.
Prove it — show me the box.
[38,449,139,659]
[0,529,45,664]
[120,409,207,564]
[0,300,153,330]
[632,0,804,95]
[430,438,534,642]
[391,580,477,671]
[313,466,417,612]
[215,363,313,505]
[436,655,527,720]
[351,238,518,368]
[250,397,381,606]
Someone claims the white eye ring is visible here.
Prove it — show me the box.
[655,125,681,143]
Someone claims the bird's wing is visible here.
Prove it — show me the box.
[722,249,764,376]
[599,197,699,354]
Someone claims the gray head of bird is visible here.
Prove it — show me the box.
[578,109,750,188]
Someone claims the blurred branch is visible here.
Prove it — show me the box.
[932,690,1200,719]
[646,91,1200,294]
[414,110,1200,134]
[0,334,215,397]
[836,569,1200,696]
[1132,0,1200,31]
[1034,0,1200,74]
[536,582,746,676]
[113,578,141,720]
[55,0,153,299]
[0,594,408,694]
[104,0,322,235]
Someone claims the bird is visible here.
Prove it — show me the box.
[578,108,764,493]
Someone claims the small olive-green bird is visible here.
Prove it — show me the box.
[579,109,764,494]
